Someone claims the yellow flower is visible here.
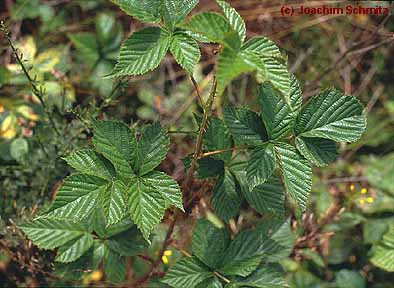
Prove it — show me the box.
[360,188,367,194]
[161,255,169,265]
[161,250,172,264]
[366,197,374,203]
[358,198,365,205]
[0,104,4,113]
[349,184,355,192]
[90,270,103,282]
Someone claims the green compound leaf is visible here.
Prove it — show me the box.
[211,169,242,223]
[63,149,115,180]
[216,48,255,96]
[182,12,233,44]
[191,219,230,269]
[43,174,108,220]
[227,265,287,288]
[243,175,285,217]
[143,171,184,210]
[241,37,290,103]
[68,33,100,66]
[162,0,199,29]
[169,31,201,74]
[103,247,127,283]
[274,143,312,211]
[108,27,170,78]
[102,180,128,227]
[106,226,148,256]
[135,122,170,176]
[55,233,94,263]
[161,257,212,288]
[196,277,223,288]
[218,228,273,277]
[256,218,295,262]
[203,117,233,163]
[223,106,267,145]
[127,177,167,241]
[370,225,394,272]
[259,74,302,140]
[295,137,337,167]
[295,89,366,142]
[242,36,282,58]
[93,120,136,180]
[216,0,246,42]
[109,0,161,23]
[19,218,90,250]
[246,144,276,191]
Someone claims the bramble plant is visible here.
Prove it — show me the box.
[15,0,373,287]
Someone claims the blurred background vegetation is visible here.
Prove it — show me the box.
[0,0,393,287]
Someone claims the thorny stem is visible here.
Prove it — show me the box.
[1,22,61,136]
[135,78,218,286]
[187,77,217,184]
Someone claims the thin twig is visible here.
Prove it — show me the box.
[190,76,205,110]
[198,145,249,159]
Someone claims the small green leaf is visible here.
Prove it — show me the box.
[211,169,242,223]
[243,175,285,216]
[223,106,267,145]
[127,177,167,241]
[55,234,94,263]
[10,138,28,161]
[246,144,276,191]
[102,180,128,226]
[259,74,302,140]
[295,137,337,167]
[191,219,230,269]
[203,117,233,162]
[274,143,312,211]
[108,27,171,77]
[19,218,89,250]
[162,0,199,29]
[43,174,108,220]
[136,122,170,175]
[216,0,246,42]
[93,121,136,180]
[161,257,212,288]
[295,89,366,142]
[68,33,100,66]
[170,31,201,74]
[95,13,123,53]
[182,12,233,44]
[109,0,161,23]
[64,149,115,180]
[143,171,184,210]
